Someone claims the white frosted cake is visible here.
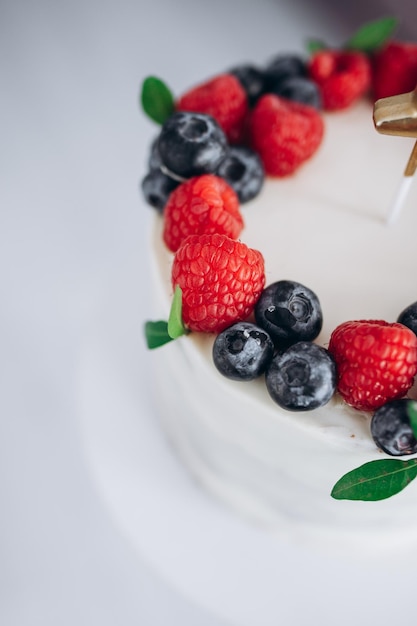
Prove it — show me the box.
[144,29,417,553]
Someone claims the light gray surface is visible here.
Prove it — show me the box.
[2,1,416,624]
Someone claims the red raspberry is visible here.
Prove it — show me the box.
[308,50,371,110]
[171,233,265,333]
[176,74,248,144]
[372,41,417,100]
[162,174,243,253]
[249,94,324,177]
[328,320,417,412]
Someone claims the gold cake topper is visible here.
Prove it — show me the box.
[373,87,417,176]
[373,87,417,223]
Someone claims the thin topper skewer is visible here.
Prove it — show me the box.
[385,140,417,225]
[373,88,417,225]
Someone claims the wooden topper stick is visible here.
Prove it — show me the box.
[373,88,417,224]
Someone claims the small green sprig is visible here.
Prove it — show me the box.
[344,16,398,53]
[140,76,174,124]
[307,16,398,55]
[144,286,188,349]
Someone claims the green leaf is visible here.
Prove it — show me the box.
[144,320,174,349]
[407,400,417,439]
[344,16,398,53]
[141,76,175,124]
[167,285,187,339]
[306,38,328,54]
[331,458,417,501]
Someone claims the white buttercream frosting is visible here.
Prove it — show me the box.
[149,100,417,554]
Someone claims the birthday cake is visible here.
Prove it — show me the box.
[143,19,417,553]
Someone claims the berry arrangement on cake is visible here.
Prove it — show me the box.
[141,18,417,548]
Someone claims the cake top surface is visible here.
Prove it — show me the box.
[143,17,417,502]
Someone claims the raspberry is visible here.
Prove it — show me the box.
[171,233,265,333]
[308,50,371,110]
[372,41,417,101]
[328,320,417,411]
[249,94,324,176]
[176,74,248,144]
[162,175,243,253]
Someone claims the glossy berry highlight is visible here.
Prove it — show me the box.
[266,342,337,411]
[213,322,274,381]
[371,399,417,456]
[254,280,323,349]
[158,111,228,178]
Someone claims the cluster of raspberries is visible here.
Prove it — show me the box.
[143,34,417,428]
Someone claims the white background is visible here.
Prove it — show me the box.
[2,1,417,624]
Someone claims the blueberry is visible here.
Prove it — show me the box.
[371,399,417,456]
[254,280,323,349]
[398,301,417,336]
[271,76,322,109]
[265,342,336,411]
[229,64,266,106]
[263,54,307,91]
[148,136,164,171]
[158,111,229,179]
[141,169,179,212]
[212,322,274,381]
[215,146,264,203]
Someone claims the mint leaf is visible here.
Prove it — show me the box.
[331,458,417,501]
[306,39,328,54]
[144,287,187,349]
[144,320,174,349]
[345,16,398,53]
[141,76,174,124]
[407,400,417,438]
[168,285,187,339]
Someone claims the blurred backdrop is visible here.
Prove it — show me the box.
[2,1,417,625]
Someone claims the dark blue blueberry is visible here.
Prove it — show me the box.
[212,322,274,381]
[397,301,417,337]
[229,64,266,106]
[148,136,164,171]
[141,169,179,212]
[271,76,322,109]
[263,54,307,92]
[254,280,323,349]
[371,399,417,456]
[215,146,264,203]
[158,111,229,178]
[265,342,336,411]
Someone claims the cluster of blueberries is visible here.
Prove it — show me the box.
[212,279,333,408]
[229,54,321,108]
[212,279,417,458]
[142,111,265,211]
[142,54,321,212]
